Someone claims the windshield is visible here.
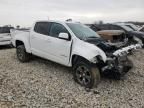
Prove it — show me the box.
[120,25,134,31]
[67,23,100,40]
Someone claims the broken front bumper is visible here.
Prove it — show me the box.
[101,44,142,79]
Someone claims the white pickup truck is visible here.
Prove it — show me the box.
[0,26,14,46]
[12,20,142,88]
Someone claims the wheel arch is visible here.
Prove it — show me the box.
[15,39,31,53]
[15,40,24,47]
[72,54,101,88]
[71,54,91,67]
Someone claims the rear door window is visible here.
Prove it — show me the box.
[34,22,51,35]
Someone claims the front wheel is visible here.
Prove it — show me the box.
[73,60,100,88]
[16,45,31,62]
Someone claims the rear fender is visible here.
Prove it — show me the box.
[14,32,31,53]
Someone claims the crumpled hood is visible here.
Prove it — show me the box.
[85,37,117,53]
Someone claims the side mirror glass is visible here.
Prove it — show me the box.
[58,33,70,40]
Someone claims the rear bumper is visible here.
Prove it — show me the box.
[0,41,12,46]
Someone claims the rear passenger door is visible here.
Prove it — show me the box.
[30,22,52,58]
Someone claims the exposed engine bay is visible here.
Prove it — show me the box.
[85,36,142,79]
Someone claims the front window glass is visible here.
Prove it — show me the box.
[49,23,68,38]
[67,23,100,40]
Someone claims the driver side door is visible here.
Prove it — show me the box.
[47,22,72,65]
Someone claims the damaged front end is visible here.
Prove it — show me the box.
[100,55,132,79]
[99,44,142,79]
[86,37,142,79]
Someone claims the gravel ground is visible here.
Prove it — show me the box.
[0,47,144,108]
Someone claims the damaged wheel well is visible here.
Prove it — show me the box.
[72,55,91,67]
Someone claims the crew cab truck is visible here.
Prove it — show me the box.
[12,21,142,88]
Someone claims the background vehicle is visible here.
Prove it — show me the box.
[0,26,14,46]
[91,24,144,46]
[97,30,128,48]
[11,21,142,88]
[116,23,139,31]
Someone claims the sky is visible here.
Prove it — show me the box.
[0,0,144,27]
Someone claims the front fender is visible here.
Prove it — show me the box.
[71,40,107,64]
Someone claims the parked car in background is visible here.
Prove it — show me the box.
[90,25,129,47]
[11,20,142,88]
[116,23,139,31]
[0,26,14,46]
[91,24,144,46]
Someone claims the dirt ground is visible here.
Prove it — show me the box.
[0,47,144,108]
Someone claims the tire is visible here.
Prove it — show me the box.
[73,59,100,88]
[16,45,31,62]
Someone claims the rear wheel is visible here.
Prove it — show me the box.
[73,59,100,88]
[16,45,31,62]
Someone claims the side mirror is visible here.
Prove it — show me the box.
[58,33,70,40]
